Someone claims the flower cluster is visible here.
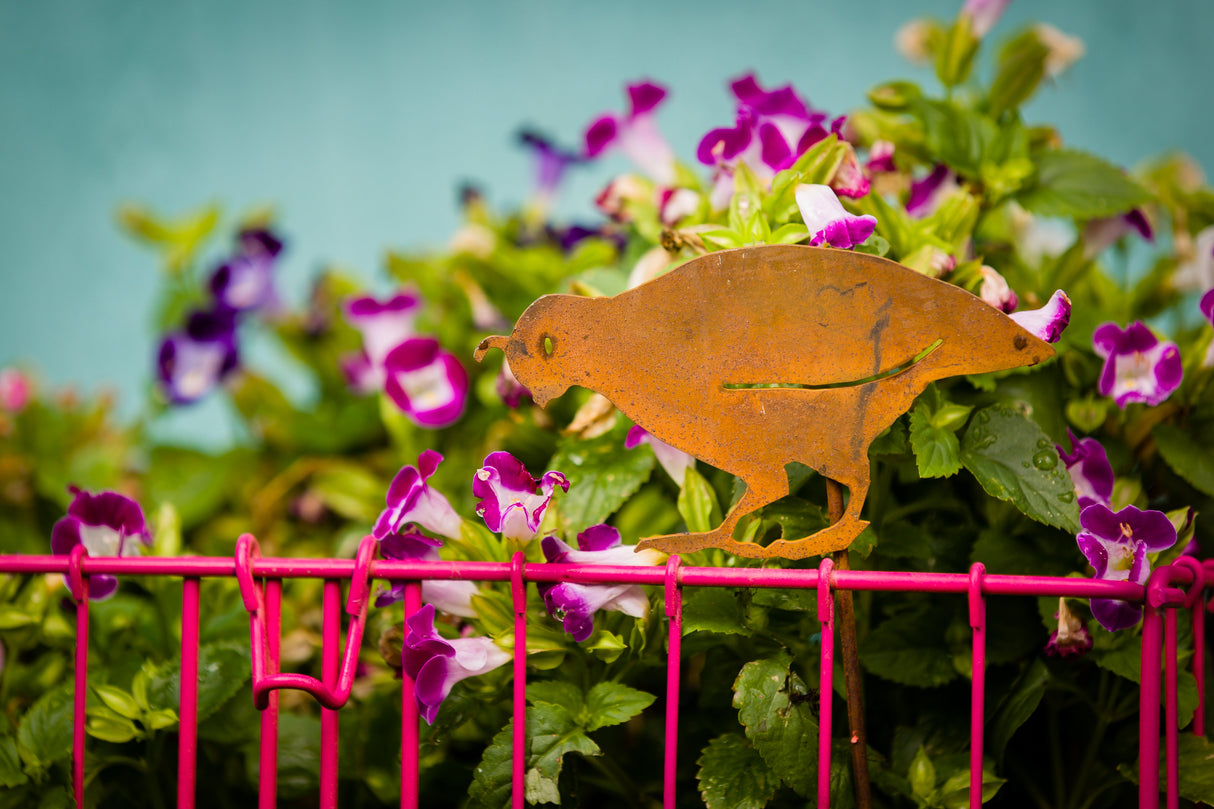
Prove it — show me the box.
[341,292,469,428]
[157,228,284,404]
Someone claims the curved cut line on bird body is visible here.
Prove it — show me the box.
[721,338,943,391]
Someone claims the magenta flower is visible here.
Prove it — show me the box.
[403,604,510,724]
[978,266,1019,313]
[1200,288,1214,367]
[383,338,469,428]
[518,129,583,207]
[538,525,663,642]
[473,451,569,541]
[1093,322,1183,408]
[1044,597,1093,658]
[341,291,422,392]
[865,140,897,174]
[961,0,1011,37]
[1056,430,1114,510]
[495,358,532,408]
[1081,209,1153,259]
[156,310,239,404]
[374,450,463,541]
[907,165,959,218]
[625,425,695,486]
[794,184,876,250]
[1009,290,1071,344]
[1076,503,1176,631]
[375,529,479,617]
[0,368,32,412]
[584,80,676,184]
[209,228,284,314]
[50,487,150,600]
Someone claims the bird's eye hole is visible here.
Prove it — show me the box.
[542,335,555,357]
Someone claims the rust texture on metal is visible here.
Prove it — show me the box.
[474,244,1054,560]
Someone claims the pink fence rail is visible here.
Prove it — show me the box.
[1,537,1209,809]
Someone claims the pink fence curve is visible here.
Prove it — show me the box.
[1,539,1209,809]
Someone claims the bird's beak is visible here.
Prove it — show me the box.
[474,335,511,363]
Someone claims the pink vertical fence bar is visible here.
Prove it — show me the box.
[1139,587,1163,809]
[401,582,423,809]
[259,578,282,809]
[320,578,343,808]
[662,556,684,809]
[68,545,88,809]
[817,557,835,809]
[178,577,201,809]
[968,563,987,809]
[1163,607,1179,809]
[510,553,528,809]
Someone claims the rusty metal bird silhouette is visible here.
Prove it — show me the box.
[475,244,1053,559]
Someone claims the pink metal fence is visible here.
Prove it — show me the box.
[1,537,1209,809]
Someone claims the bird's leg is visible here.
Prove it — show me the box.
[765,466,871,560]
[635,476,787,557]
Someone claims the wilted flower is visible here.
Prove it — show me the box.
[584,80,676,184]
[157,310,239,404]
[374,450,463,541]
[403,604,510,724]
[473,451,569,541]
[0,368,32,412]
[209,228,284,314]
[375,529,479,617]
[977,266,1018,313]
[1092,321,1183,408]
[794,184,876,250]
[342,291,423,392]
[538,525,664,641]
[382,338,469,428]
[1056,430,1114,510]
[625,425,695,486]
[1076,503,1176,631]
[1044,597,1093,657]
[50,486,150,600]
[1009,290,1071,344]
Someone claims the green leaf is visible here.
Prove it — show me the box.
[959,404,1081,533]
[92,685,141,721]
[1018,149,1152,219]
[528,703,600,792]
[678,466,723,534]
[1153,421,1214,497]
[468,721,514,809]
[697,733,780,809]
[144,642,251,724]
[548,425,655,536]
[1093,639,1199,720]
[0,735,29,789]
[915,99,994,177]
[17,685,73,770]
[683,588,747,635]
[910,403,963,478]
[526,681,584,717]
[143,446,242,530]
[86,710,141,744]
[309,460,385,522]
[938,767,1006,807]
[935,14,980,88]
[734,654,818,796]
[987,659,1049,762]
[584,683,655,731]
[909,746,936,799]
[860,605,958,687]
[988,30,1050,117]
[1118,734,1214,804]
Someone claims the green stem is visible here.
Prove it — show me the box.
[585,752,646,808]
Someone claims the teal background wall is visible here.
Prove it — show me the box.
[2,0,1212,444]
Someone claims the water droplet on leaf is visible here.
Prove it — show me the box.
[1032,450,1058,470]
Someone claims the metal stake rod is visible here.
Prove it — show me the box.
[827,479,871,809]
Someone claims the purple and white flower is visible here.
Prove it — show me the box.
[383,338,469,428]
[1201,288,1214,367]
[1056,429,1114,510]
[403,604,510,724]
[495,358,532,409]
[794,184,877,250]
[961,0,1011,38]
[1173,226,1214,291]
[209,228,284,314]
[865,140,897,174]
[473,451,569,541]
[518,129,583,210]
[584,81,676,184]
[342,291,423,392]
[1082,209,1153,260]
[157,309,239,404]
[374,450,464,541]
[625,425,695,486]
[906,165,959,218]
[375,529,479,617]
[50,486,150,601]
[977,266,1018,313]
[538,524,664,642]
[1076,503,1176,631]
[1044,597,1093,657]
[1009,290,1071,344]
[1092,321,1183,408]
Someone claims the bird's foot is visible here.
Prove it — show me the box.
[764,519,869,560]
[635,530,764,559]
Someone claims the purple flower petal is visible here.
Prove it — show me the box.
[907,165,956,218]
[1076,502,1176,631]
[157,310,239,405]
[383,338,469,428]
[402,605,509,724]
[473,452,569,541]
[50,487,149,601]
[625,425,696,486]
[344,292,422,368]
[208,228,284,313]
[1009,290,1071,344]
[373,450,463,541]
[583,81,674,183]
[865,140,896,174]
[794,184,876,250]
[962,0,1011,37]
[1056,430,1114,510]
[1092,321,1182,407]
[978,266,1019,313]
[1082,209,1154,259]
[518,129,583,199]
[627,81,667,115]
[495,358,532,408]
[1201,288,1214,325]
